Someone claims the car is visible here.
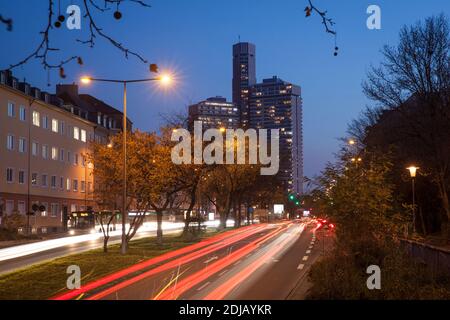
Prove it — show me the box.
[317,219,335,231]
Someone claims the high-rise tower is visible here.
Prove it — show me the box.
[232,42,256,128]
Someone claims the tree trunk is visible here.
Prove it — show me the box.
[103,236,109,253]
[184,184,198,234]
[156,211,163,245]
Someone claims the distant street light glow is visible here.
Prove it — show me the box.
[80,76,92,84]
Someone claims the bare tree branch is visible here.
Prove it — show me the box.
[0,14,13,31]
[6,0,151,76]
[305,0,336,35]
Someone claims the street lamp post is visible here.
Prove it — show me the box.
[80,74,171,254]
[407,166,419,234]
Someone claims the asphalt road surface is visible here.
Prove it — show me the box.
[53,219,333,300]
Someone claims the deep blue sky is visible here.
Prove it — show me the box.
[1,0,448,177]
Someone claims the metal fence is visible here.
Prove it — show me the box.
[400,239,450,272]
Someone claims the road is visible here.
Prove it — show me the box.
[53,219,333,300]
[0,220,234,275]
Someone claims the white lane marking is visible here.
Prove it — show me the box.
[197,282,210,291]
[306,250,311,254]
[204,256,218,264]
[219,269,228,276]
[302,255,309,261]
[297,264,305,270]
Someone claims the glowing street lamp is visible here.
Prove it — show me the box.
[407,166,419,234]
[348,139,356,145]
[80,69,174,255]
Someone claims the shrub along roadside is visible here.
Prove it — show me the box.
[307,240,450,299]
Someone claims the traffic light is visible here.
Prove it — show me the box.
[289,194,295,201]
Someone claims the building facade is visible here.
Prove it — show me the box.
[188,96,239,131]
[0,71,126,233]
[232,42,256,129]
[249,76,303,195]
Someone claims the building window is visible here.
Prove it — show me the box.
[52,119,58,133]
[81,180,86,193]
[73,179,78,192]
[81,129,87,142]
[73,127,80,140]
[31,173,38,186]
[5,200,14,215]
[32,111,40,126]
[67,151,71,163]
[42,145,49,159]
[59,148,64,161]
[74,154,79,166]
[51,147,58,160]
[7,135,14,150]
[88,182,92,193]
[19,106,26,121]
[19,138,26,153]
[60,121,65,135]
[6,168,14,183]
[66,178,71,191]
[51,175,57,189]
[32,142,39,156]
[50,203,58,217]
[60,176,64,189]
[41,174,48,187]
[42,115,48,129]
[18,170,25,184]
[40,203,48,217]
[18,201,26,215]
[7,102,15,117]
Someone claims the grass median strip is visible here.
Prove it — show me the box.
[0,230,222,300]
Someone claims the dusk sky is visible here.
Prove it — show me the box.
[1,0,448,177]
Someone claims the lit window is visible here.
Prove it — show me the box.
[51,147,58,160]
[32,111,40,126]
[7,102,15,117]
[73,127,80,140]
[40,203,47,217]
[66,178,71,191]
[52,119,58,133]
[81,129,86,142]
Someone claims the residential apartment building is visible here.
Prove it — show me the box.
[249,76,303,195]
[188,96,239,131]
[0,71,126,233]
